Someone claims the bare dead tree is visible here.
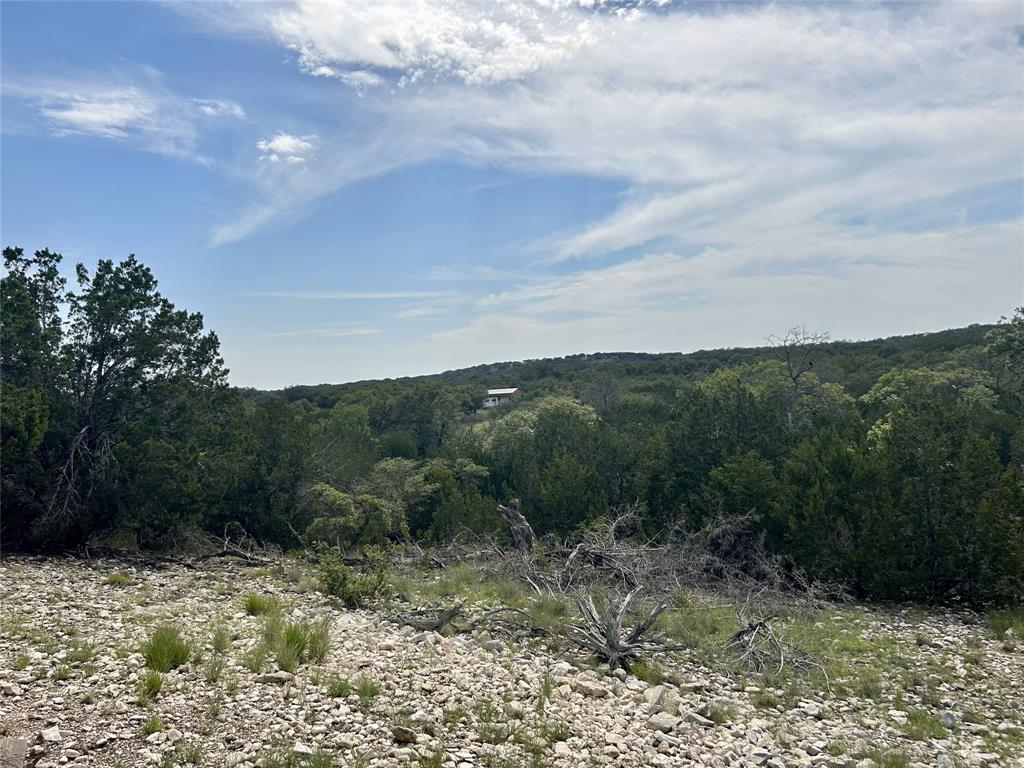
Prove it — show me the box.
[766,326,831,429]
[495,499,536,551]
[570,586,683,671]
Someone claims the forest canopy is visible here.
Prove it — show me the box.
[2,247,1022,606]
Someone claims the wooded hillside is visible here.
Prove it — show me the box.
[3,247,1022,605]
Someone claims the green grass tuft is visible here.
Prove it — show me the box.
[142,624,191,672]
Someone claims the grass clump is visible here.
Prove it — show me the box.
[137,669,163,704]
[212,625,231,654]
[142,624,191,672]
[241,643,269,673]
[244,593,280,616]
[901,709,946,740]
[858,747,910,768]
[205,656,226,683]
[12,653,29,671]
[443,706,467,725]
[354,676,381,709]
[142,714,165,735]
[324,674,351,698]
[105,570,132,587]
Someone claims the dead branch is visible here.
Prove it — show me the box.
[570,586,684,671]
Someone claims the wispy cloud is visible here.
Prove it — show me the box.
[265,326,380,338]
[3,69,245,162]
[194,98,246,119]
[247,290,455,300]
[203,0,1023,261]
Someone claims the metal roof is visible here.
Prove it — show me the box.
[487,388,520,396]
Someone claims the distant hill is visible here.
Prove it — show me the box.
[273,323,994,405]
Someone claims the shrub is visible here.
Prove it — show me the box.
[315,546,387,608]
[142,714,165,734]
[244,593,279,616]
[142,625,191,672]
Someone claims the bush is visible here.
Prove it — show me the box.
[142,625,191,672]
[315,546,387,608]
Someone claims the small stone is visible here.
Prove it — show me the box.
[646,712,680,733]
[391,726,416,744]
[571,679,607,698]
[550,661,573,677]
[937,711,958,729]
[256,671,294,685]
[0,738,29,768]
[39,728,61,744]
[291,741,313,756]
[685,710,716,728]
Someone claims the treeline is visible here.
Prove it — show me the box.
[2,247,1022,605]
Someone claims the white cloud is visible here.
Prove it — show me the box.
[208,1,1023,254]
[256,131,318,164]
[194,0,1021,386]
[265,0,605,87]
[5,72,245,162]
[194,98,246,119]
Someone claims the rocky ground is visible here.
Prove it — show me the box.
[1,557,1022,768]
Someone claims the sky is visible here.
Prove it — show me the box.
[2,0,1022,389]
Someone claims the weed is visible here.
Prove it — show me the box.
[12,653,29,671]
[858,747,910,768]
[66,639,95,664]
[752,689,782,709]
[315,546,387,608]
[178,744,204,764]
[630,660,664,685]
[307,747,334,768]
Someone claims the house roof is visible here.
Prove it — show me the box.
[487,388,520,396]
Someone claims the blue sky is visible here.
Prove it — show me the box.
[2,1,1022,389]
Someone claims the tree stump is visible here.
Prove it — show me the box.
[496,499,536,550]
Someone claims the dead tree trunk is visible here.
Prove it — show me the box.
[496,499,536,551]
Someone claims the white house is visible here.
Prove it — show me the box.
[483,387,521,408]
